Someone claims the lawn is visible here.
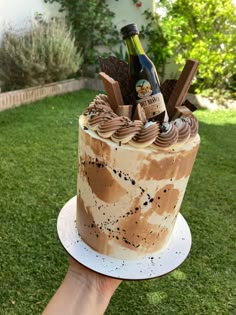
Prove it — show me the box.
[0,90,235,315]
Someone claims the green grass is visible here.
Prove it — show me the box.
[0,90,235,314]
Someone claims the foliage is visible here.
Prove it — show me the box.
[140,9,170,81]
[0,15,83,91]
[44,0,119,65]
[143,0,236,96]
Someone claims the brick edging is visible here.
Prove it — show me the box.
[0,78,103,112]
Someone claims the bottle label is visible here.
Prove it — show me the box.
[137,92,166,120]
[135,79,152,98]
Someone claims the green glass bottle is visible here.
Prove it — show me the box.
[120,23,168,123]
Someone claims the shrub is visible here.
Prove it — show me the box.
[0,16,83,91]
[143,0,236,97]
[44,0,119,65]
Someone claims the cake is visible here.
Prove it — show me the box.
[76,93,200,260]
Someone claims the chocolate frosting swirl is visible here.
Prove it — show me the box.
[90,94,111,108]
[112,120,143,144]
[130,122,160,148]
[82,94,198,149]
[97,116,131,138]
[88,113,116,131]
[84,101,117,131]
[85,104,115,116]
[153,122,178,148]
[174,118,191,143]
[182,117,199,138]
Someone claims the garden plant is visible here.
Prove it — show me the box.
[142,0,236,98]
[44,0,119,66]
[0,15,83,91]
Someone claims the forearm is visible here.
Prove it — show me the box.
[42,271,112,315]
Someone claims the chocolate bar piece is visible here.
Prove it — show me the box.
[133,103,147,123]
[115,105,133,119]
[99,56,132,105]
[171,106,194,120]
[166,59,199,118]
[182,99,198,112]
[161,79,177,105]
[99,72,124,112]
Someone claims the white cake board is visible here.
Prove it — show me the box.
[57,196,192,280]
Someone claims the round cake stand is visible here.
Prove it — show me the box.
[57,196,192,280]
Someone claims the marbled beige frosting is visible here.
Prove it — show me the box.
[76,94,200,260]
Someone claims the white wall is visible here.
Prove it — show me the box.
[104,0,153,56]
[0,0,60,40]
[108,0,153,33]
[0,0,153,42]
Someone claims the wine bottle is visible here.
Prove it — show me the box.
[120,23,168,123]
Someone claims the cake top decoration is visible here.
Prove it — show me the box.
[82,54,199,150]
[82,94,198,150]
[99,56,199,122]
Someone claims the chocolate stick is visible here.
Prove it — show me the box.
[99,72,124,112]
[166,59,199,119]
[115,105,133,119]
[171,106,194,120]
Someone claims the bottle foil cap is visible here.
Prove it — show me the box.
[120,23,139,39]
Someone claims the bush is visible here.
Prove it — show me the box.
[44,0,119,65]
[143,0,236,97]
[0,16,83,91]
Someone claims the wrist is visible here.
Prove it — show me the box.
[43,259,121,315]
[66,267,116,313]
[68,261,121,296]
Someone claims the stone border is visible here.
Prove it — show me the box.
[0,78,103,112]
[187,93,236,110]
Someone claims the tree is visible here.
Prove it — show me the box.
[144,0,236,96]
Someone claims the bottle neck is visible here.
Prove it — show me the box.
[125,34,145,55]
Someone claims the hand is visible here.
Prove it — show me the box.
[68,256,122,301]
[42,256,122,315]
